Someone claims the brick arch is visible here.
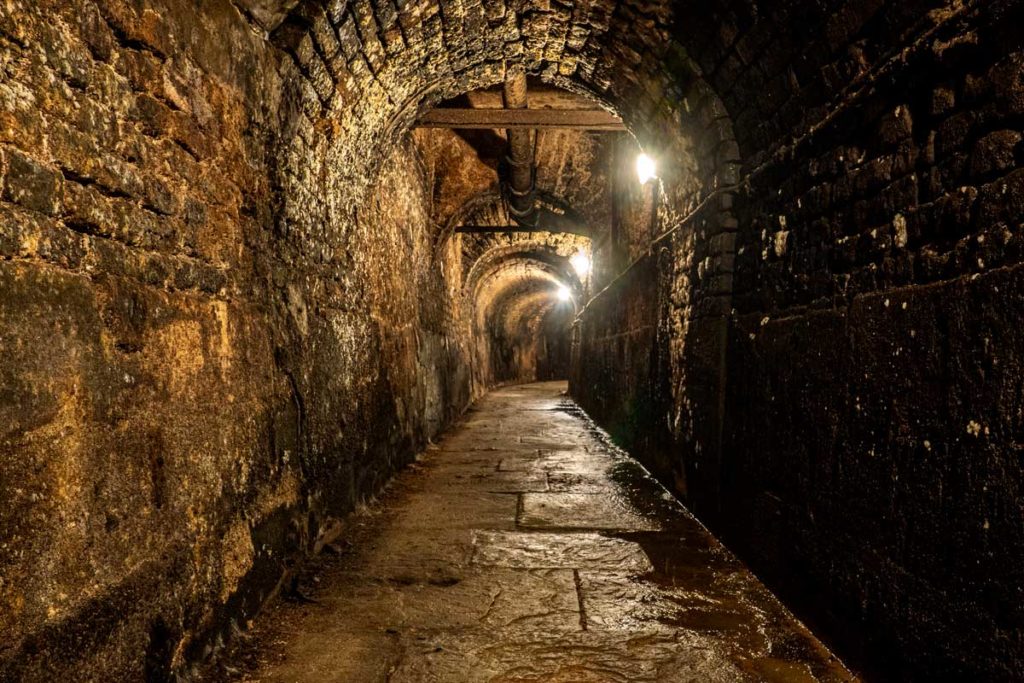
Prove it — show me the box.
[268,0,741,195]
[468,247,582,327]
[484,276,572,334]
[469,252,580,385]
[269,0,742,514]
[434,188,593,253]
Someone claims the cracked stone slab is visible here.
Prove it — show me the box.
[255,625,402,683]
[318,568,580,635]
[546,470,618,492]
[576,569,852,681]
[519,492,661,531]
[384,629,751,683]
[427,449,508,464]
[441,430,548,451]
[535,449,617,475]
[389,491,518,530]
[518,437,596,450]
[427,466,549,493]
[576,571,768,646]
[343,526,476,575]
[496,450,614,476]
[471,530,653,572]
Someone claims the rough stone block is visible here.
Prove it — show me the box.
[970,130,1022,178]
[519,493,660,531]
[1,148,63,216]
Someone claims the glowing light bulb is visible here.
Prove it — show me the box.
[556,285,571,302]
[636,153,657,184]
[570,252,591,277]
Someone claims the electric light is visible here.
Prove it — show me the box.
[636,152,657,184]
[570,252,591,277]
[556,285,572,302]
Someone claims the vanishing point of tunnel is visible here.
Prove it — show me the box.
[0,0,1022,681]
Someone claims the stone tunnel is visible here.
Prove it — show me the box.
[0,0,1022,680]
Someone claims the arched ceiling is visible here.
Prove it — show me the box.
[257,0,737,364]
[408,81,607,343]
[468,244,584,329]
[264,0,724,203]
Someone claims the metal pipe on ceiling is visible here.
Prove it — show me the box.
[502,71,537,228]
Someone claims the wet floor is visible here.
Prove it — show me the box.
[208,382,856,682]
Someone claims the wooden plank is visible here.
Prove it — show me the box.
[416,108,625,130]
[455,224,590,237]
[456,225,547,232]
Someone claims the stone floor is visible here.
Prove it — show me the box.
[208,382,857,682]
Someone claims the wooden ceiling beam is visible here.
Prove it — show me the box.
[416,108,625,131]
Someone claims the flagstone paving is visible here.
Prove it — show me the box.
[209,382,856,682]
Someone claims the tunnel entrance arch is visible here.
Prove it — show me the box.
[267,0,742,509]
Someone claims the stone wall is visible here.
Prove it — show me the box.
[723,2,1024,678]
[0,1,477,679]
[535,305,573,381]
[0,1,282,678]
[573,0,1024,678]
[573,92,737,518]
